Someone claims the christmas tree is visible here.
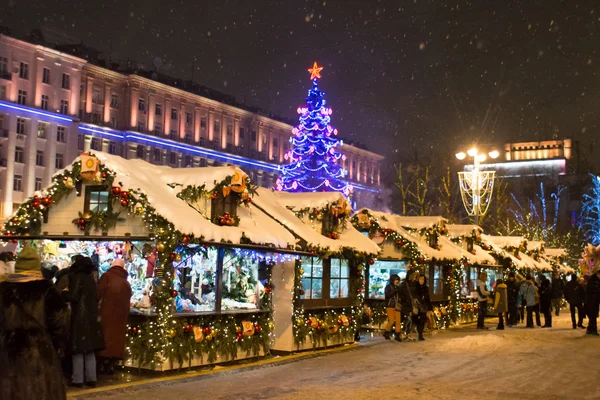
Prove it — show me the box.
[277,62,351,196]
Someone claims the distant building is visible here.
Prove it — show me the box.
[0,33,384,222]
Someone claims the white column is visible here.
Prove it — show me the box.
[220,113,227,149]
[208,110,214,141]
[70,72,81,116]
[85,77,94,114]
[179,102,186,140]
[194,107,201,142]
[103,84,111,123]
[130,88,139,128]
[164,98,171,136]
[233,117,240,147]
[148,93,156,132]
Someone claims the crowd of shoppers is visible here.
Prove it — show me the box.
[0,246,132,400]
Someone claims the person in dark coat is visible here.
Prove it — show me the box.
[383,274,402,341]
[564,273,586,329]
[585,269,600,336]
[539,277,553,328]
[399,271,419,338]
[551,272,565,316]
[97,259,132,373]
[506,272,520,326]
[63,257,105,387]
[0,246,69,400]
[414,274,433,341]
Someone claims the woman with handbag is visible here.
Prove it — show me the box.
[383,274,402,342]
[399,271,420,339]
[414,274,433,341]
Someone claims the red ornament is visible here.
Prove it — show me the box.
[337,320,343,326]
[120,198,128,207]
[171,290,178,297]
[120,191,129,199]
[78,218,86,225]
[368,258,375,265]
[254,325,261,334]
[79,225,86,231]
[348,317,353,323]
[299,289,305,295]
[181,235,191,244]
[32,200,40,209]
[203,326,211,335]
[184,324,193,334]
[418,257,425,263]
[41,196,52,207]
[168,253,176,261]
[236,332,244,341]
[33,195,40,201]
[101,172,107,178]
[131,327,138,335]
[244,198,252,205]
[211,192,218,199]
[111,186,121,196]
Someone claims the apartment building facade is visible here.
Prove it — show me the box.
[0,34,384,221]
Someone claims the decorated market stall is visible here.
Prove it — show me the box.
[2,151,311,370]
[251,190,380,351]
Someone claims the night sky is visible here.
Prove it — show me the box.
[3,0,600,170]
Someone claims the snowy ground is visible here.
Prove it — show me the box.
[86,314,600,400]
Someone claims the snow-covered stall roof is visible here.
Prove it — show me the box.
[528,241,545,251]
[60,152,296,248]
[545,248,566,258]
[253,190,380,254]
[487,236,526,248]
[480,234,530,270]
[446,224,483,238]
[394,216,448,230]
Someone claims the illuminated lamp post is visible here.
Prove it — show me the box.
[456,148,499,225]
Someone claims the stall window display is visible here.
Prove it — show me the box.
[220,248,260,310]
[433,265,444,295]
[40,240,153,311]
[173,246,218,313]
[368,260,408,300]
[300,257,323,300]
[329,258,349,299]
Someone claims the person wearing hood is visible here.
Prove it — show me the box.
[564,273,586,329]
[476,271,491,329]
[97,258,132,374]
[505,272,519,326]
[414,274,432,341]
[384,274,402,341]
[399,271,419,338]
[0,246,69,400]
[494,278,508,330]
[585,268,600,336]
[62,257,105,387]
[539,276,553,328]
[551,272,565,317]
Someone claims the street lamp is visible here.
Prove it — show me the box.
[456,147,499,225]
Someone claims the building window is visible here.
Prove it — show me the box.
[138,98,145,112]
[91,138,101,151]
[154,122,162,135]
[42,67,50,84]
[184,155,192,167]
[13,175,22,192]
[169,129,176,136]
[92,113,101,124]
[16,118,26,134]
[261,134,267,145]
[169,152,177,165]
[92,89,101,104]
[36,150,44,166]
[273,138,278,148]
[239,127,245,139]
[110,93,119,109]
[15,147,24,163]
[110,116,118,128]
[85,186,110,213]
[60,99,69,115]
[0,85,6,100]
[153,148,161,162]
[19,62,28,80]
[35,177,43,191]
[136,145,145,159]
[155,104,162,116]
[226,124,233,138]
[171,108,177,120]
[329,259,350,299]
[200,117,206,129]
[137,120,145,132]
[40,94,49,110]
[61,73,70,90]
[108,141,117,155]
[0,57,8,77]
[300,257,323,300]
[214,120,220,135]
[17,90,27,105]
[185,112,192,125]
[80,83,84,96]
[251,130,257,142]
[57,126,66,143]
[37,122,48,139]
[55,153,64,169]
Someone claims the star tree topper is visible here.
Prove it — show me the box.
[308,61,323,80]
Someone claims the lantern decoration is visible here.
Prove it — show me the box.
[242,320,255,336]
[230,169,247,193]
[193,326,204,342]
[80,153,100,180]
[309,316,319,329]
